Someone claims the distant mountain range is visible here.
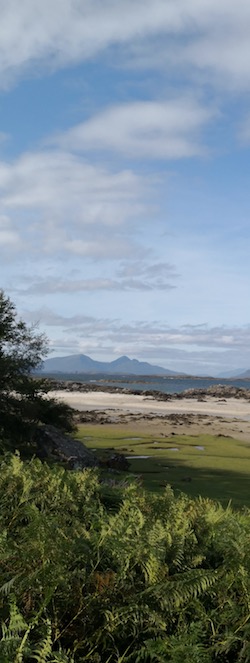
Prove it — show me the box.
[235,369,250,379]
[217,369,250,379]
[41,354,181,376]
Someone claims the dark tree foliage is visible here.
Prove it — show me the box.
[0,290,74,453]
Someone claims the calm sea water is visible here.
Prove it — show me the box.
[50,373,250,395]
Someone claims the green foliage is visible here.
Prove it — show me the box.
[0,454,250,660]
[0,290,74,454]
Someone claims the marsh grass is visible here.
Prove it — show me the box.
[76,425,250,507]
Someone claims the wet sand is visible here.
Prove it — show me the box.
[48,390,250,442]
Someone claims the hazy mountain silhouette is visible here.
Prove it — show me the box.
[233,369,250,379]
[41,354,181,376]
[216,368,248,378]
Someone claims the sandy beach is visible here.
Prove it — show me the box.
[49,390,250,441]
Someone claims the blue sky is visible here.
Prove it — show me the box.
[1,0,250,376]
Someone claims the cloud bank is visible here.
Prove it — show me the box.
[1,0,250,91]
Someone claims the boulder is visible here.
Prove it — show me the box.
[35,424,99,469]
[100,453,130,471]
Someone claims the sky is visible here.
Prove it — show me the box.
[1,0,250,376]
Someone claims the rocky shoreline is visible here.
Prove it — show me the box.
[46,379,250,402]
[46,381,250,443]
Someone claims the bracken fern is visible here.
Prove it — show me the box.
[0,453,250,660]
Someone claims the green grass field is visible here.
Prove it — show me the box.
[76,425,250,508]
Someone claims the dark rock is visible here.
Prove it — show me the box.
[100,453,130,471]
[175,385,250,401]
[35,424,99,469]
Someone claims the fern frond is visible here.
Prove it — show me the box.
[31,619,52,663]
[50,652,75,663]
[143,568,218,612]
[2,600,28,640]
[0,576,17,596]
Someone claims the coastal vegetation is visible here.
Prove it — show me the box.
[2,291,250,660]
[1,453,250,662]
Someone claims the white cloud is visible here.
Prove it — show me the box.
[122,2,250,91]
[101,323,250,351]
[23,307,98,327]
[0,0,204,85]
[14,259,178,294]
[0,151,143,216]
[22,307,250,351]
[56,99,216,159]
[0,149,149,259]
[0,1,250,90]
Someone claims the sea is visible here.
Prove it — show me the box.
[48,373,250,395]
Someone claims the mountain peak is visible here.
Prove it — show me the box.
[41,353,180,376]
